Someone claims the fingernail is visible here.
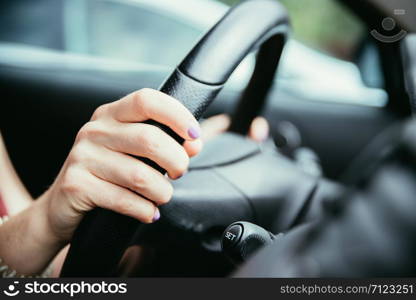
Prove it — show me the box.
[153,208,160,222]
[188,125,201,139]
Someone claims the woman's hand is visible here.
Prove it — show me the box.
[184,114,269,156]
[0,89,270,276]
[40,88,202,243]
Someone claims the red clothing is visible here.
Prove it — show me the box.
[0,194,8,217]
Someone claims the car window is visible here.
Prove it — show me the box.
[0,0,387,107]
[217,0,387,107]
[0,0,65,50]
[0,0,201,67]
[64,0,202,66]
[281,0,367,62]
[218,0,365,61]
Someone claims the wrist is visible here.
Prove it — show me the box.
[32,194,67,251]
[0,197,65,275]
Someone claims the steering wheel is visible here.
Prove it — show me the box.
[61,0,310,277]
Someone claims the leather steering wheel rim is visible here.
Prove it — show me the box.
[61,0,289,277]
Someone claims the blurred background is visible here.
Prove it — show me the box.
[0,0,365,61]
[0,0,385,107]
[1,0,397,196]
[220,0,365,60]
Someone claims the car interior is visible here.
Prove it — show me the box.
[0,0,415,277]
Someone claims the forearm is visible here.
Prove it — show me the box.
[0,132,32,215]
[0,197,64,275]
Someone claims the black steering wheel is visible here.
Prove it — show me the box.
[61,0,296,277]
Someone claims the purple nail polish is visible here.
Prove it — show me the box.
[188,126,201,139]
[153,209,160,222]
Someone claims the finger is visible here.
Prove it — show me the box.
[83,146,173,206]
[108,89,201,141]
[102,122,190,179]
[87,172,159,224]
[200,114,231,141]
[249,116,269,142]
[183,138,203,158]
[51,246,69,277]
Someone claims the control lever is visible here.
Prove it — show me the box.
[221,221,279,264]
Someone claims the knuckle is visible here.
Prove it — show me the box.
[137,88,154,99]
[171,152,189,178]
[69,139,93,164]
[91,104,109,121]
[75,121,104,143]
[61,168,83,195]
[75,126,89,142]
[159,182,173,205]
[141,130,161,156]
[68,146,84,164]
[131,169,148,190]
[132,89,152,113]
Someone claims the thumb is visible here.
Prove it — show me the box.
[248,117,269,142]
